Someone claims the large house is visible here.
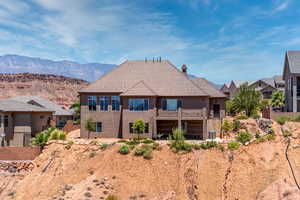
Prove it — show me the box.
[79,60,226,140]
[283,51,300,112]
[8,96,74,128]
[0,99,53,147]
[221,76,284,99]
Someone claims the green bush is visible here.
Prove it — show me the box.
[218,145,225,152]
[255,136,266,143]
[152,142,162,151]
[283,130,292,138]
[198,141,218,150]
[31,132,50,148]
[268,129,275,136]
[265,133,276,141]
[49,129,66,141]
[276,116,292,125]
[143,149,153,160]
[255,132,261,139]
[221,120,233,133]
[169,128,192,153]
[236,131,253,144]
[118,145,130,155]
[117,139,127,143]
[251,114,261,119]
[142,139,154,144]
[226,100,236,115]
[192,144,202,150]
[100,143,109,150]
[126,140,140,146]
[233,119,241,131]
[228,141,240,150]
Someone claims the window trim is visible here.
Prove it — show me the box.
[128,98,149,111]
[112,96,121,111]
[99,96,109,111]
[88,96,97,111]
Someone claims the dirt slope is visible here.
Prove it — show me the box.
[0,136,299,200]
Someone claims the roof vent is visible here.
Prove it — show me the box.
[181,64,187,74]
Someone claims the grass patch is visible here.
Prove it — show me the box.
[228,141,240,150]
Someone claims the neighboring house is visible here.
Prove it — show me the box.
[221,76,284,99]
[8,96,74,128]
[0,99,53,147]
[283,51,300,112]
[79,60,226,140]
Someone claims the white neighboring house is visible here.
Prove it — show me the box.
[8,96,74,128]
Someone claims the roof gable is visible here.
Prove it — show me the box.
[286,51,300,75]
[0,99,53,112]
[121,81,157,96]
[80,60,208,96]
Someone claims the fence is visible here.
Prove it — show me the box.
[262,107,300,120]
[0,146,41,161]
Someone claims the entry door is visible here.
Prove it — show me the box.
[213,104,220,118]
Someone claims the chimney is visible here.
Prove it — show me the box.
[181,64,187,74]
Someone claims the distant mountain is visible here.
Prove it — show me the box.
[0,55,116,82]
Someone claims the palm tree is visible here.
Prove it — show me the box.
[271,90,285,109]
[232,84,261,116]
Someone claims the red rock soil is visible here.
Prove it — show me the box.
[1,121,300,200]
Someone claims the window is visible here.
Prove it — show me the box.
[112,96,120,111]
[213,104,220,118]
[40,115,44,119]
[96,122,102,132]
[0,115,2,128]
[129,99,149,111]
[129,122,149,133]
[88,96,97,111]
[4,115,8,127]
[162,99,182,111]
[100,96,109,111]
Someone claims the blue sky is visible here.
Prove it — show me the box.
[0,0,300,84]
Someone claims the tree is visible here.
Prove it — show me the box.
[271,90,284,109]
[232,84,261,116]
[70,99,80,118]
[225,100,236,115]
[132,120,145,139]
[84,118,96,139]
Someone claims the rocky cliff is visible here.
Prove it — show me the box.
[0,73,88,107]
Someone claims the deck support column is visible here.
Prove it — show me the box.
[293,84,297,112]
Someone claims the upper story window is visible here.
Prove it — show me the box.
[88,96,97,111]
[162,99,182,111]
[112,96,120,111]
[100,96,109,111]
[129,98,149,111]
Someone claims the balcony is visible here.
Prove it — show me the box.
[156,108,206,120]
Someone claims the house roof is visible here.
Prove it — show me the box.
[120,81,157,96]
[0,99,53,112]
[190,78,226,98]
[8,96,73,116]
[80,60,208,97]
[286,51,300,74]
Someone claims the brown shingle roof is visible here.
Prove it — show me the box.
[190,78,226,98]
[80,60,208,96]
[121,81,157,96]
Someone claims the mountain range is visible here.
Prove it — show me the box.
[0,55,116,82]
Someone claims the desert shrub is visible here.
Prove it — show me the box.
[218,145,225,152]
[255,132,261,139]
[235,114,248,120]
[226,100,236,115]
[268,129,275,136]
[169,128,192,153]
[282,130,292,138]
[152,142,162,151]
[117,139,127,143]
[192,144,202,150]
[31,132,50,148]
[126,140,140,146]
[49,129,66,141]
[221,119,233,133]
[89,151,96,158]
[200,143,209,150]
[255,136,266,143]
[134,147,145,156]
[236,131,253,144]
[228,141,240,150]
[142,139,154,144]
[106,194,120,200]
[100,143,109,150]
[265,133,276,141]
[143,149,153,160]
[276,116,292,125]
[89,140,98,145]
[206,141,218,148]
[251,113,261,119]
[232,119,241,131]
[118,145,130,155]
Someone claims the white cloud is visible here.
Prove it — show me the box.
[273,1,289,12]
